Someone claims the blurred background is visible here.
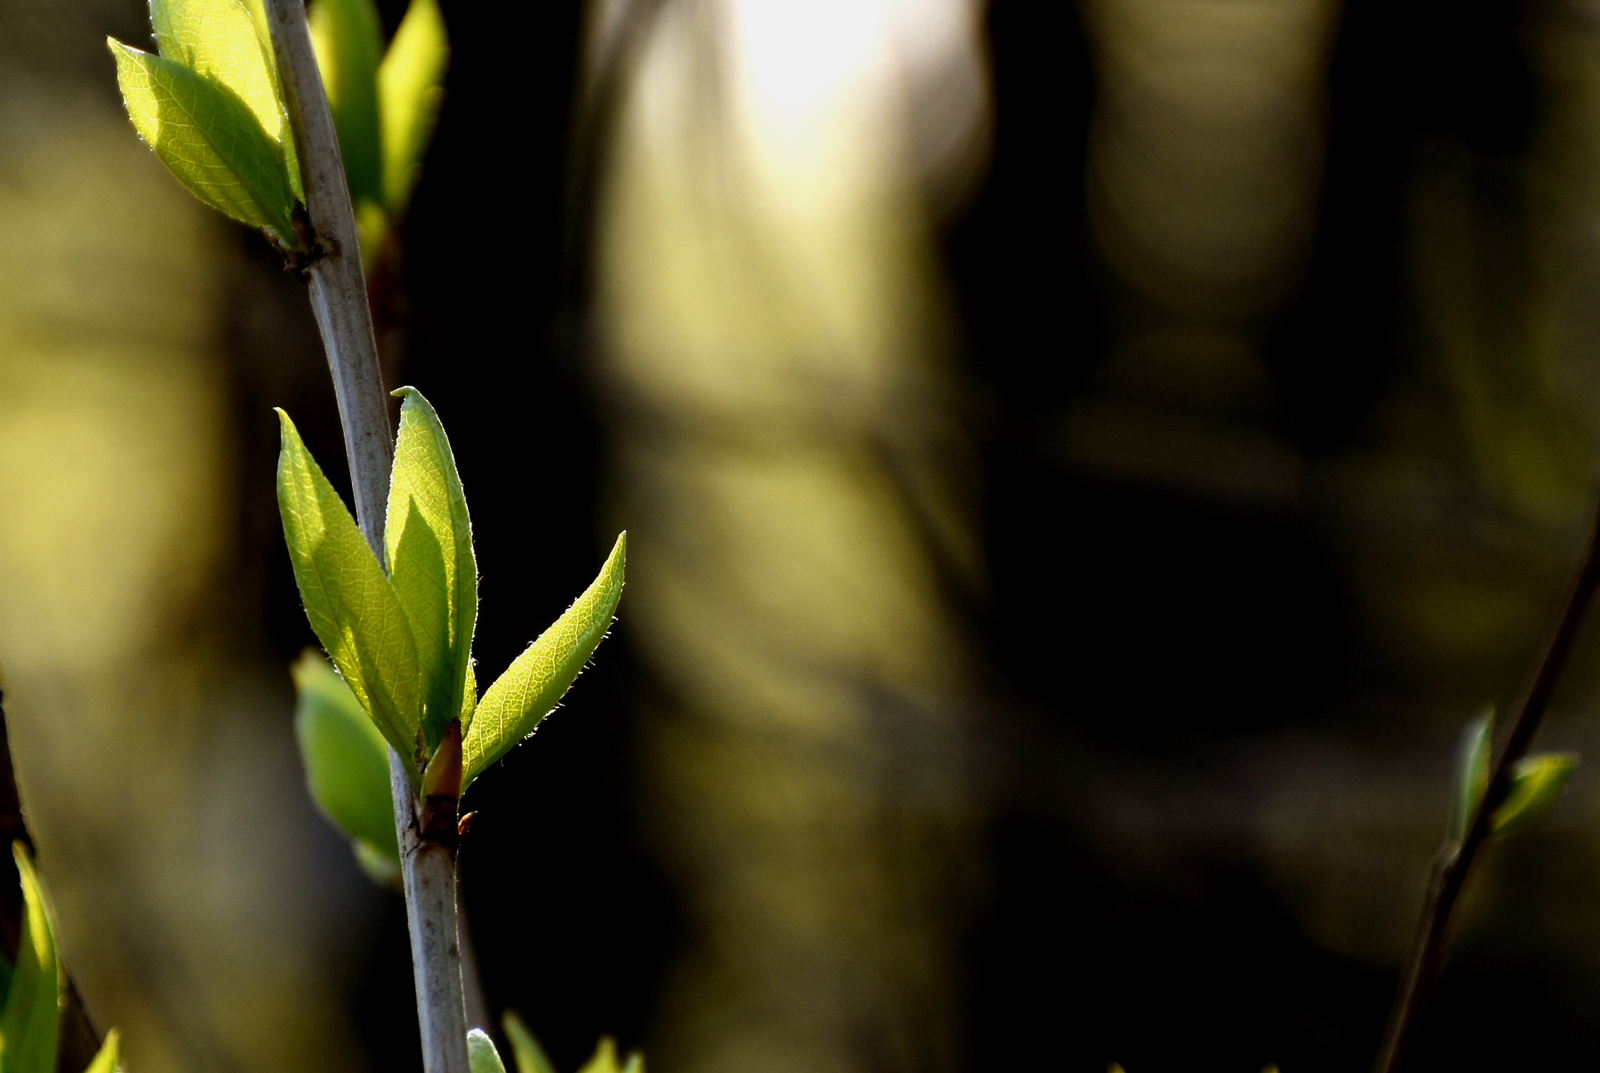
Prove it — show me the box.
[8,0,1600,1069]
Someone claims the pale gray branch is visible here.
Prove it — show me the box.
[260,2,469,1070]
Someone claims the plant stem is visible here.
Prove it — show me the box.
[1373,507,1600,1073]
[259,3,469,1070]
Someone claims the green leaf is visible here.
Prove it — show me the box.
[82,1029,120,1073]
[292,651,400,864]
[577,1038,642,1073]
[308,0,383,206]
[1452,706,1493,840]
[276,408,423,785]
[1491,751,1579,836]
[468,1029,508,1073]
[109,40,297,242]
[377,0,448,216]
[502,1011,556,1073]
[462,533,626,792]
[0,844,61,1073]
[385,387,477,755]
[235,0,304,203]
[148,0,284,147]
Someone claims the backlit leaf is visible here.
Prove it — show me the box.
[308,0,383,206]
[468,1029,508,1073]
[149,0,281,143]
[1491,751,1579,836]
[276,408,422,784]
[82,1029,120,1073]
[233,0,302,201]
[377,0,447,216]
[110,41,296,242]
[0,844,61,1073]
[462,533,625,791]
[385,387,476,755]
[293,651,399,865]
[502,1011,556,1073]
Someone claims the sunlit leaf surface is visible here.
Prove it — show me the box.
[386,387,476,754]
[110,41,295,241]
[148,0,282,150]
[276,409,422,783]
[468,1029,508,1073]
[462,534,624,791]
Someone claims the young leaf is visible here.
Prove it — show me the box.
[377,0,448,216]
[502,1011,556,1073]
[468,1029,508,1073]
[461,533,626,791]
[276,409,423,784]
[1452,706,1493,840]
[148,0,281,147]
[293,651,400,863]
[386,387,477,755]
[1491,751,1579,836]
[109,41,297,242]
[82,1028,120,1073]
[1,844,62,1073]
[235,0,304,203]
[307,0,383,206]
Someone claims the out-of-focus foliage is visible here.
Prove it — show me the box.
[589,1,987,1069]
[503,1011,555,1073]
[292,653,400,881]
[0,844,123,1073]
[306,0,382,205]
[376,0,447,217]
[1493,752,1579,836]
[1450,709,1579,839]
[0,69,369,1070]
[496,1014,642,1073]
[1453,708,1495,840]
[3,843,64,1073]
[309,0,448,262]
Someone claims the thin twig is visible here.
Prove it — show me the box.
[258,3,468,1071]
[1373,507,1600,1073]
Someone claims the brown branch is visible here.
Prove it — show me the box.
[1373,506,1600,1073]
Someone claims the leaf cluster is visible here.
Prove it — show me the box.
[280,389,625,868]
[108,0,445,259]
